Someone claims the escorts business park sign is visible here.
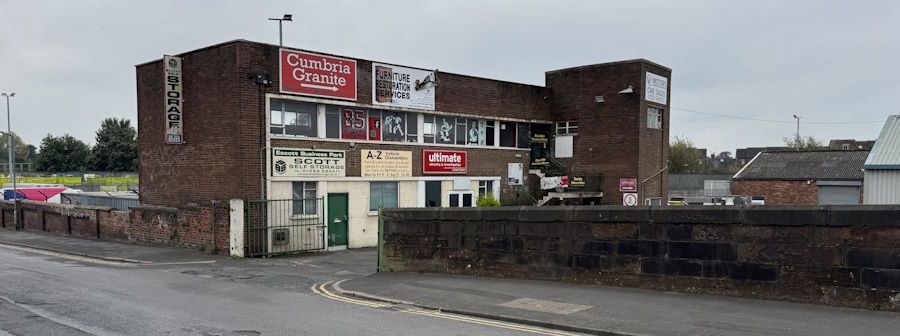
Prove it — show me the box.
[373,63,435,110]
[422,150,466,174]
[163,55,183,144]
[280,49,357,101]
[272,148,346,177]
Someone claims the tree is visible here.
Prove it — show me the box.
[34,134,91,172]
[669,136,705,173]
[783,134,824,151]
[0,132,34,162]
[90,118,137,171]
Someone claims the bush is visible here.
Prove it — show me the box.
[476,195,501,207]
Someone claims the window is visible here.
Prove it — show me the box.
[406,112,418,142]
[841,143,850,150]
[292,182,317,215]
[423,115,436,143]
[499,122,516,147]
[517,123,531,148]
[478,180,494,198]
[455,118,467,145]
[369,182,399,211]
[448,191,475,207]
[325,105,340,139]
[557,121,578,135]
[485,121,495,146]
[648,107,662,129]
[437,116,455,144]
[270,99,317,137]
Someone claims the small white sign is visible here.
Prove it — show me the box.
[623,193,639,206]
[645,72,668,105]
[508,163,523,186]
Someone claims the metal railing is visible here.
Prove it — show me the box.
[244,198,326,257]
[61,193,140,211]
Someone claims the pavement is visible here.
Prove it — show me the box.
[4,229,900,335]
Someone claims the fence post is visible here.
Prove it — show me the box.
[229,199,244,257]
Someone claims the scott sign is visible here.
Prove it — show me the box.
[280,49,357,101]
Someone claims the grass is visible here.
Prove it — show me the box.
[9,176,138,186]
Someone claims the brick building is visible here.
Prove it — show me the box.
[136,40,670,248]
[732,150,868,205]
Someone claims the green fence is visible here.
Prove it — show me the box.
[244,198,326,257]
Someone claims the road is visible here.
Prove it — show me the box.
[0,245,571,336]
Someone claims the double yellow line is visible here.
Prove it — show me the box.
[312,281,582,336]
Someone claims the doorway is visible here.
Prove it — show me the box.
[425,181,442,207]
[327,193,349,247]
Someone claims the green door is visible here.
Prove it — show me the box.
[327,193,349,246]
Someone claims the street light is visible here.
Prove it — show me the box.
[792,114,801,138]
[2,92,17,229]
[268,14,293,46]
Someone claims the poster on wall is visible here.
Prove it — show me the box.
[368,116,381,141]
[508,163,523,185]
[466,119,486,146]
[619,178,638,192]
[361,150,412,177]
[272,149,346,177]
[341,108,366,140]
[437,117,454,144]
[163,55,183,144]
[372,63,435,110]
[645,72,668,105]
[423,149,467,174]
[280,49,357,101]
[382,111,406,142]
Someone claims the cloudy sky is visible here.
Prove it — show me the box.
[1,0,898,155]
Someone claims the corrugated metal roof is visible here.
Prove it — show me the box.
[865,115,900,169]
[733,150,868,181]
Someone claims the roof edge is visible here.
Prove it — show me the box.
[732,152,761,179]
[545,58,671,75]
[864,115,899,167]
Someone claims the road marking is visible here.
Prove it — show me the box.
[311,281,582,336]
[0,242,216,267]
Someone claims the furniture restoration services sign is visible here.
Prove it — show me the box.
[163,55,183,144]
[373,63,435,110]
[645,72,668,105]
[280,49,357,101]
[361,150,412,177]
[272,148,346,177]
[422,149,466,174]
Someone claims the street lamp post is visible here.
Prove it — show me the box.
[268,14,293,46]
[792,114,802,151]
[2,92,17,229]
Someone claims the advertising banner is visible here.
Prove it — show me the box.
[645,72,668,105]
[341,108,367,140]
[280,49,357,101]
[361,150,412,177]
[423,149,466,174]
[272,148,346,177]
[508,163,524,185]
[620,178,638,192]
[373,63,435,110]
[163,55,183,144]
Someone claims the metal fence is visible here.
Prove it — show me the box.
[244,198,326,257]
[61,193,140,211]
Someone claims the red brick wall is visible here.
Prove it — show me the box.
[546,60,670,204]
[0,201,229,251]
[732,180,819,205]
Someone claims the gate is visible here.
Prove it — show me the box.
[243,198,326,257]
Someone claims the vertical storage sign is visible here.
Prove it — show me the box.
[280,49,357,101]
[163,55,183,144]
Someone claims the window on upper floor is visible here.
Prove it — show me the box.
[648,107,662,129]
[270,99,317,137]
[556,121,578,135]
[499,122,516,147]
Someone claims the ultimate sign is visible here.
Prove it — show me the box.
[280,49,357,100]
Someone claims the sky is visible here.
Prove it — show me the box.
[1,0,898,155]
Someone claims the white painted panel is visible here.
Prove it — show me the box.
[555,135,573,158]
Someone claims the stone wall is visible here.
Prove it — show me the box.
[0,200,229,251]
[381,206,900,311]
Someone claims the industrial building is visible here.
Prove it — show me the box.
[863,115,900,204]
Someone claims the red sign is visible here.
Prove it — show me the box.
[422,150,467,174]
[368,117,381,141]
[280,49,357,100]
[341,108,366,140]
[619,178,638,192]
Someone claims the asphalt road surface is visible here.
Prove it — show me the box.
[0,245,568,336]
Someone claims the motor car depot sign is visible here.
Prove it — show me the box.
[422,149,466,174]
[280,49,357,101]
[645,72,668,105]
[272,148,346,177]
[361,150,412,177]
